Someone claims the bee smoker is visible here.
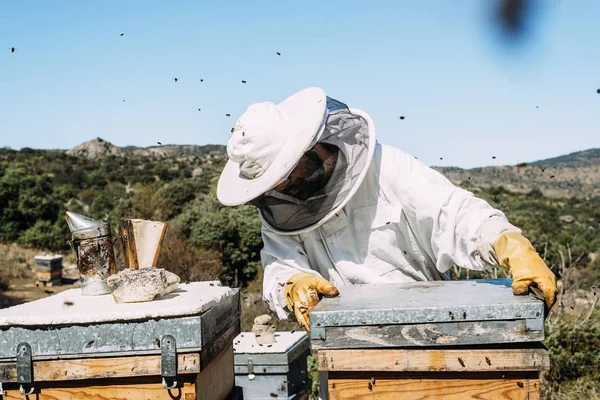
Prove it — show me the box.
[65,211,117,296]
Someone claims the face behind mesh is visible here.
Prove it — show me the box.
[273,144,339,201]
[250,97,371,233]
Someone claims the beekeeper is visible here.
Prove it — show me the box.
[217,87,557,331]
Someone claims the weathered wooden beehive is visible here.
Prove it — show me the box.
[233,331,310,399]
[0,281,240,400]
[310,279,549,399]
[34,255,63,286]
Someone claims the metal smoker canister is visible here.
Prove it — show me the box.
[65,211,117,296]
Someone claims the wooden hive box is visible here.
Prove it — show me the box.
[309,279,549,400]
[233,331,311,399]
[34,255,63,286]
[0,281,240,400]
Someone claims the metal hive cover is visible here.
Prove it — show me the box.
[233,332,309,367]
[234,332,308,355]
[310,279,544,329]
[0,281,233,327]
[0,282,240,360]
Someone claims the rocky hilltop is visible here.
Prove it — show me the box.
[436,148,600,199]
[66,138,225,159]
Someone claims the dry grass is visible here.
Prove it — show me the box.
[0,243,77,308]
[0,243,42,290]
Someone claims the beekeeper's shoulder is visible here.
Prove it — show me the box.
[377,143,423,176]
[373,143,432,203]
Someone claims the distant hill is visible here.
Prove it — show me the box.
[63,139,599,199]
[435,148,600,199]
[530,148,600,168]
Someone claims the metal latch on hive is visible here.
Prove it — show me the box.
[16,342,34,396]
[247,358,255,380]
[161,335,178,389]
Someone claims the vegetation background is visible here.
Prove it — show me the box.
[0,139,598,399]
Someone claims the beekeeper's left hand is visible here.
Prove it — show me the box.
[494,231,557,309]
[284,272,339,331]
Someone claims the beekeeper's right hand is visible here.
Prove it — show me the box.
[284,272,339,332]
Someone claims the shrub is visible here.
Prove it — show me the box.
[18,220,70,251]
[544,310,600,397]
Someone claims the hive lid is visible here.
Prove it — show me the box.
[234,332,309,367]
[309,279,544,331]
[34,255,63,261]
[0,281,234,327]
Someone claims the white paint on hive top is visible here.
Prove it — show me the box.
[34,255,63,261]
[233,331,307,354]
[0,281,232,327]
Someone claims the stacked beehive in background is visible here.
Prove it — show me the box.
[34,255,63,287]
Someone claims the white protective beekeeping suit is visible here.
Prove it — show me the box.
[216,88,521,320]
[260,142,522,319]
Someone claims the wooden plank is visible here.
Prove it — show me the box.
[318,348,550,372]
[327,376,540,400]
[36,270,62,281]
[194,344,234,400]
[3,381,196,399]
[312,320,544,349]
[151,223,168,268]
[0,353,200,383]
[1,345,234,399]
[118,219,139,269]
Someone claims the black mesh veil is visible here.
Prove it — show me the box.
[250,97,372,233]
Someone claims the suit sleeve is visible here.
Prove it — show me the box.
[260,223,322,319]
[382,145,521,273]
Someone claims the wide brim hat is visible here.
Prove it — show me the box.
[217,87,328,206]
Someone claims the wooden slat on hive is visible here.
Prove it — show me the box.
[318,347,549,372]
[0,353,200,383]
[1,347,235,400]
[327,374,540,400]
[2,380,197,400]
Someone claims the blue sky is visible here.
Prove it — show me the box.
[1,0,598,168]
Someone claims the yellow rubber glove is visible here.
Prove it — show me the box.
[493,231,557,309]
[285,272,339,331]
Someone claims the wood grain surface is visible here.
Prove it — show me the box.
[118,219,139,269]
[2,345,235,399]
[0,353,200,382]
[318,347,549,372]
[2,381,196,400]
[328,376,540,400]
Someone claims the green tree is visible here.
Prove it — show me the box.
[152,162,171,181]
[0,167,61,242]
[19,219,70,250]
[153,180,200,220]
[182,178,263,287]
